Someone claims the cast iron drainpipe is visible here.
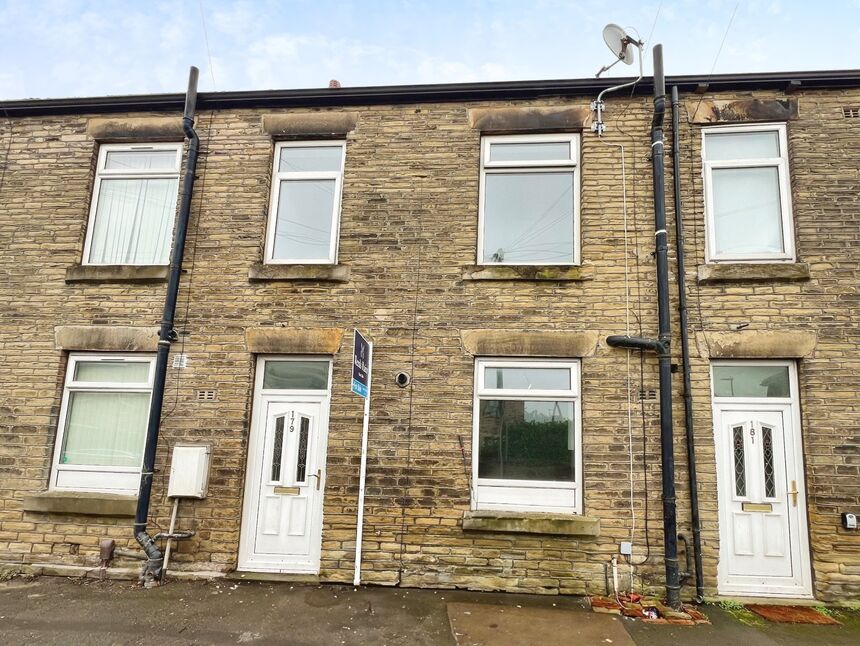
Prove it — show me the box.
[134,66,200,586]
[671,85,705,603]
[606,44,682,610]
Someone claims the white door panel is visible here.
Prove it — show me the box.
[714,401,811,597]
[239,398,328,573]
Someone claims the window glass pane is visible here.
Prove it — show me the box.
[74,361,150,383]
[732,425,747,497]
[272,179,336,260]
[478,400,574,481]
[271,415,284,482]
[61,391,149,467]
[483,172,575,263]
[705,131,779,161]
[295,416,310,483]
[712,167,783,255]
[278,146,343,172]
[489,142,570,163]
[104,150,177,170]
[762,425,776,498]
[484,366,570,391]
[88,178,178,264]
[263,361,329,390]
[713,365,791,397]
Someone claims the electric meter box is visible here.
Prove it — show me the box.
[167,444,211,499]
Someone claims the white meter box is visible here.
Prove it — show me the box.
[167,444,211,499]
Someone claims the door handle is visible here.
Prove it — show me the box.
[308,469,322,491]
[788,480,799,507]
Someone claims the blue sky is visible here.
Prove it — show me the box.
[0,1,856,100]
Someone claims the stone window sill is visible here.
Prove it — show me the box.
[22,491,137,517]
[697,262,810,285]
[462,510,600,537]
[462,265,593,282]
[65,264,169,284]
[248,263,350,283]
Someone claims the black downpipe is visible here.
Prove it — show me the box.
[651,45,681,611]
[671,85,705,603]
[606,45,680,609]
[134,66,200,586]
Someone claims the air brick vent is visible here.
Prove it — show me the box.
[842,107,860,118]
[197,390,216,402]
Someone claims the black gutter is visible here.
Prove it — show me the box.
[134,66,200,586]
[605,44,680,610]
[2,68,859,116]
[671,85,705,604]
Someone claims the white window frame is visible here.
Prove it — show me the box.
[702,123,795,263]
[471,358,582,514]
[710,358,796,405]
[478,133,580,266]
[265,140,346,265]
[51,353,155,493]
[82,143,183,266]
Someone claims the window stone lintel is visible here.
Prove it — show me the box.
[695,330,818,359]
[698,262,810,284]
[468,106,590,133]
[248,263,350,282]
[261,112,359,138]
[462,510,599,537]
[54,325,159,352]
[22,490,137,517]
[687,98,798,124]
[461,329,600,358]
[245,327,344,355]
[65,264,169,284]
[86,116,184,142]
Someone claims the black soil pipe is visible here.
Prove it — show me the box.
[671,85,705,603]
[134,66,200,586]
[651,45,681,610]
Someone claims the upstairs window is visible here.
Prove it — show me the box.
[479,134,579,265]
[52,354,155,493]
[472,358,582,513]
[703,124,794,262]
[84,144,182,265]
[266,141,345,264]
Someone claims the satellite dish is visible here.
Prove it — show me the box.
[603,23,636,65]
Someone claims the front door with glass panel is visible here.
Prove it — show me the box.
[712,362,811,597]
[239,359,331,573]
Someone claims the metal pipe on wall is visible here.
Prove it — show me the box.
[671,85,705,603]
[134,66,200,586]
[605,44,680,609]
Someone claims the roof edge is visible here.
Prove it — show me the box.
[2,69,859,117]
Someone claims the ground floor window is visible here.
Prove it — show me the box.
[51,353,154,493]
[472,358,581,513]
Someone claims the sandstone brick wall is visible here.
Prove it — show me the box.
[0,86,858,600]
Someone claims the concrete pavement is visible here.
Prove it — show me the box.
[1,577,858,645]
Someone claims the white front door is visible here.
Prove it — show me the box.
[712,362,811,597]
[239,399,327,573]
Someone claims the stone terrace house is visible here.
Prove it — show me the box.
[1,69,859,602]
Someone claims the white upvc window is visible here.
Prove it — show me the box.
[478,134,580,265]
[265,141,346,264]
[51,354,155,493]
[472,358,582,513]
[83,143,182,266]
[703,123,795,263]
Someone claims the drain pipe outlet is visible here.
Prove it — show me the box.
[134,66,200,586]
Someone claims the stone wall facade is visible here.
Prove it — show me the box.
[0,83,858,601]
